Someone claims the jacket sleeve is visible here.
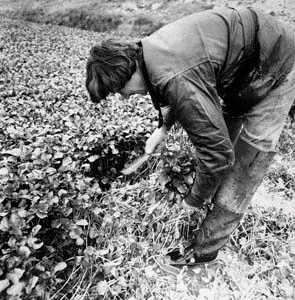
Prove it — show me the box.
[161,105,175,131]
[164,76,235,205]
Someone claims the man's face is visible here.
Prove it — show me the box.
[119,68,148,98]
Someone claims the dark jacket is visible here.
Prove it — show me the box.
[140,7,295,203]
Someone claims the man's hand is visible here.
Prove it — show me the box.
[145,127,167,154]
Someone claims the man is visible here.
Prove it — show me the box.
[85,7,295,266]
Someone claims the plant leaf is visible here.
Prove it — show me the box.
[53,262,67,274]
[76,219,88,226]
[0,279,10,293]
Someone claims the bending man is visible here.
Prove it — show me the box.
[85,7,295,265]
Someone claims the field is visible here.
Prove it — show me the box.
[0,0,295,299]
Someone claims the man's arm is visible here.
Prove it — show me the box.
[161,105,175,131]
[145,105,175,154]
[164,76,235,206]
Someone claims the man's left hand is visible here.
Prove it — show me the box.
[145,126,167,154]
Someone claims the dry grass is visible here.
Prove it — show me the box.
[46,123,295,299]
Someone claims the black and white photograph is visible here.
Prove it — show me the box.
[1,0,295,299]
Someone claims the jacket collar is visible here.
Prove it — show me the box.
[137,41,163,127]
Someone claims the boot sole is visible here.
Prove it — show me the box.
[152,254,218,277]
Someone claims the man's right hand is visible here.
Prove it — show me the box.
[145,127,167,154]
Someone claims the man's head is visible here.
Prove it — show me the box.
[86,40,145,103]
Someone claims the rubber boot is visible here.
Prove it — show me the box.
[170,138,275,265]
[168,203,243,265]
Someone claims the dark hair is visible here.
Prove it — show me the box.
[86,40,140,102]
